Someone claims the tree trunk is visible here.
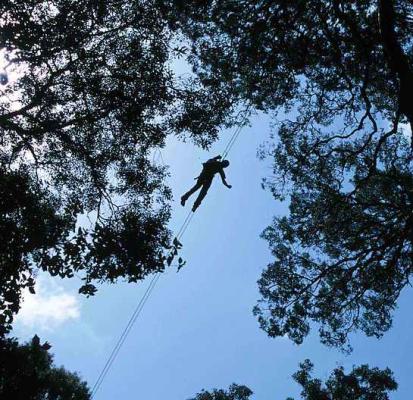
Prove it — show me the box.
[378,0,413,131]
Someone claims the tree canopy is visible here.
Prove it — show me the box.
[0,0,238,334]
[164,0,413,349]
[189,384,253,400]
[1,1,409,396]
[0,335,91,399]
[288,360,397,400]
[3,0,413,353]
[189,362,397,400]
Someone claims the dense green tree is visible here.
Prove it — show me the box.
[0,335,90,399]
[164,1,413,349]
[0,0,238,334]
[288,360,397,400]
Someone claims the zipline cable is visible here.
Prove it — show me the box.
[91,272,160,398]
[91,105,251,398]
[91,211,193,399]
[221,125,242,160]
[221,105,251,160]
[175,210,193,240]
[177,211,194,240]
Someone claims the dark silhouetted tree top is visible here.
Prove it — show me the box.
[189,384,253,400]
[287,360,397,400]
[164,1,413,349]
[0,335,91,400]
[0,0,239,335]
[188,363,397,400]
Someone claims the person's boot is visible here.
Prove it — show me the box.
[181,196,186,206]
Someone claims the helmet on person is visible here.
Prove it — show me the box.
[222,160,230,168]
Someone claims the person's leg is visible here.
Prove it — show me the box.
[192,180,212,212]
[181,180,202,206]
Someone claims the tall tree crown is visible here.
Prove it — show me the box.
[0,0,237,334]
[0,335,91,399]
[163,0,413,348]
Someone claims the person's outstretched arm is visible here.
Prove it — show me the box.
[219,170,232,188]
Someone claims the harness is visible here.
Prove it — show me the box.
[194,160,221,181]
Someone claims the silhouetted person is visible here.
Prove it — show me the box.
[181,155,232,212]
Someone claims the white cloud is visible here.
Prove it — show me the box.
[15,275,81,332]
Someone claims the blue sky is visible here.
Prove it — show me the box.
[14,111,413,400]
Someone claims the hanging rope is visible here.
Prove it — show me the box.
[91,105,251,398]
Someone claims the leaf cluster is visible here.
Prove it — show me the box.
[288,360,397,400]
[0,335,91,400]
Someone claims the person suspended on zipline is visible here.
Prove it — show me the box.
[181,155,232,212]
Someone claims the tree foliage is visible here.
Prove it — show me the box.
[0,335,90,399]
[165,0,413,348]
[188,384,253,400]
[188,362,397,400]
[288,360,397,400]
[0,0,238,334]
